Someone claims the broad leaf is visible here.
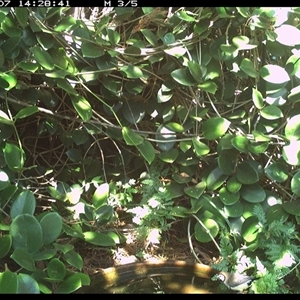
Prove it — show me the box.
[0,271,18,293]
[260,65,290,84]
[40,212,62,245]
[291,171,300,197]
[194,218,219,243]
[137,140,156,164]
[31,46,54,70]
[83,231,115,247]
[122,126,143,146]
[0,235,11,259]
[240,184,266,203]
[17,273,40,294]
[10,248,36,271]
[92,183,109,209]
[70,94,92,122]
[10,190,36,219]
[4,142,25,171]
[202,117,230,140]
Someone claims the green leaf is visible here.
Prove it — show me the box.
[187,60,204,82]
[83,231,115,247]
[47,258,66,280]
[56,79,78,95]
[70,94,92,122]
[120,65,143,79]
[197,80,218,94]
[55,273,82,294]
[194,218,219,243]
[192,138,210,157]
[0,72,17,90]
[1,36,21,55]
[54,16,76,32]
[226,175,242,193]
[10,190,36,219]
[32,249,57,261]
[2,17,21,37]
[107,29,120,46]
[10,214,43,254]
[10,248,36,271]
[165,122,184,133]
[94,205,113,225]
[260,105,283,120]
[163,32,175,44]
[81,42,104,58]
[206,166,227,191]
[184,181,206,199]
[4,142,25,171]
[155,125,176,151]
[63,249,83,271]
[288,85,300,103]
[136,140,155,164]
[266,204,288,224]
[291,170,300,197]
[285,114,300,141]
[31,46,54,70]
[218,149,237,175]
[15,7,28,28]
[275,24,300,46]
[265,162,289,182]
[40,212,62,245]
[0,235,11,259]
[283,200,300,216]
[236,161,259,184]
[240,58,258,77]
[232,36,258,50]
[62,224,84,239]
[171,68,197,86]
[260,65,290,84]
[17,273,40,294]
[92,183,109,209]
[0,271,18,293]
[240,184,266,203]
[232,136,249,152]
[158,148,178,163]
[219,186,239,205]
[252,88,264,109]
[0,170,10,191]
[122,126,143,146]
[141,28,158,47]
[241,216,259,242]
[14,106,39,120]
[202,117,230,140]
[123,101,145,124]
[223,201,243,218]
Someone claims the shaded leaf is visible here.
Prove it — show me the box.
[122,126,143,146]
[10,190,36,219]
[10,248,36,271]
[31,46,54,70]
[240,184,266,203]
[202,117,230,140]
[40,212,62,245]
[136,140,155,164]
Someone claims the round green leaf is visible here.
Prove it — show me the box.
[121,65,143,79]
[40,212,62,245]
[218,150,237,175]
[123,101,145,124]
[172,172,192,184]
[136,140,156,164]
[14,106,39,120]
[92,183,109,209]
[94,205,113,226]
[232,36,258,50]
[265,162,289,182]
[194,218,219,243]
[192,138,210,157]
[0,235,11,259]
[54,273,82,294]
[17,273,40,294]
[260,105,283,120]
[54,16,77,32]
[223,201,243,218]
[165,122,184,133]
[158,148,179,163]
[155,125,176,151]
[31,46,54,70]
[83,231,115,247]
[202,117,230,140]
[0,72,17,91]
[226,175,242,193]
[81,42,104,58]
[184,181,206,199]
[232,136,249,152]
[206,166,227,191]
[187,60,204,82]
[236,161,259,184]
[260,65,290,84]
[283,200,300,216]
[122,126,143,146]
[10,248,36,271]
[171,68,197,86]
[70,94,92,122]
[291,171,300,197]
[10,214,43,254]
[241,216,259,243]
[63,249,83,271]
[4,142,25,171]
[275,24,300,46]
[266,204,288,224]
[240,184,266,203]
[240,58,258,77]
[0,271,18,293]
[219,186,240,205]
[141,28,158,47]
[285,114,300,141]
[198,80,218,94]
[10,190,36,219]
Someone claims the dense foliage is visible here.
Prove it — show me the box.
[0,6,300,293]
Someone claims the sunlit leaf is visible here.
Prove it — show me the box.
[194,218,219,243]
[202,117,230,140]
[275,24,300,46]
[260,65,290,84]
[70,94,92,122]
[122,126,143,146]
